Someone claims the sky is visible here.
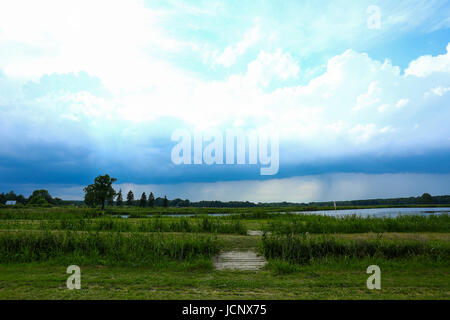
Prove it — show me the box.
[0,0,450,202]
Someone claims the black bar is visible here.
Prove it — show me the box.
[1,300,448,319]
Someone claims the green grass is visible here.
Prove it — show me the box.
[0,206,449,299]
[2,208,449,235]
[260,234,450,264]
[0,259,448,299]
[0,217,247,234]
[2,204,449,220]
[262,214,450,234]
[0,207,105,220]
[0,230,219,266]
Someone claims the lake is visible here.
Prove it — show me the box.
[120,207,450,219]
[289,207,450,218]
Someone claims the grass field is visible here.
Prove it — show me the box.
[0,207,449,299]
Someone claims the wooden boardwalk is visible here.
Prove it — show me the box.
[212,250,267,271]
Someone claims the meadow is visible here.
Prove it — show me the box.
[0,206,449,299]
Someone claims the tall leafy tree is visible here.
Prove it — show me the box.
[83,174,117,210]
[126,190,134,206]
[420,193,433,204]
[140,192,147,207]
[28,189,54,205]
[83,184,97,208]
[148,192,155,207]
[116,189,123,207]
[163,195,169,208]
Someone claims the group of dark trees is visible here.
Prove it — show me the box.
[184,193,447,208]
[82,176,449,210]
[113,189,165,208]
[0,191,26,205]
[122,190,167,208]
[0,189,63,206]
[83,175,169,208]
[309,193,447,207]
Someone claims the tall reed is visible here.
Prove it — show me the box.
[260,234,450,264]
[0,217,247,234]
[263,214,450,234]
[0,231,219,265]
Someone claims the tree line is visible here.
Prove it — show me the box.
[2,174,449,209]
[0,190,63,207]
[114,189,168,208]
[83,174,169,209]
[81,175,450,209]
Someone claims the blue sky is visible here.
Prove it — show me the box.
[1,0,450,201]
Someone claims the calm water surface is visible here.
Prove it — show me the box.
[120,207,450,219]
[290,207,450,217]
